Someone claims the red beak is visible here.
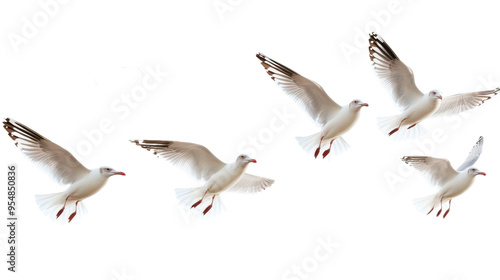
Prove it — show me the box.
[113,171,126,176]
[361,103,369,107]
[438,96,442,100]
[477,172,486,176]
[248,159,257,163]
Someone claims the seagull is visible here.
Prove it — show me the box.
[256,53,368,159]
[131,140,274,216]
[369,33,498,139]
[3,118,125,223]
[402,136,485,218]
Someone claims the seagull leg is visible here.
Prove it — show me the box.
[56,196,70,219]
[407,123,418,129]
[68,201,80,223]
[191,189,209,209]
[443,199,452,218]
[203,195,216,215]
[436,198,443,217]
[322,139,335,159]
[314,136,324,159]
[389,118,406,136]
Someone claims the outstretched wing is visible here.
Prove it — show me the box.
[433,88,499,117]
[369,33,423,110]
[402,156,458,187]
[3,118,90,185]
[256,53,341,126]
[228,173,275,193]
[456,136,484,172]
[131,140,225,181]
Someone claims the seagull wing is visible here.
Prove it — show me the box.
[228,173,275,193]
[369,33,423,110]
[257,53,341,126]
[131,140,225,181]
[402,156,458,187]
[456,136,484,172]
[432,88,499,117]
[3,118,90,185]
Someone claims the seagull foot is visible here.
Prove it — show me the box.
[388,128,399,136]
[407,123,417,129]
[443,209,450,219]
[426,207,434,215]
[203,205,213,215]
[68,212,77,223]
[191,199,202,209]
[314,147,320,159]
[436,209,442,217]
[322,149,331,159]
[56,207,65,219]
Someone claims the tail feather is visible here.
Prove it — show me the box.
[175,187,225,218]
[377,115,427,141]
[35,192,86,223]
[413,195,438,214]
[295,132,322,154]
[296,133,350,156]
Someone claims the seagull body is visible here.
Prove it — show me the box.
[403,136,485,218]
[369,33,498,139]
[131,140,274,216]
[3,118,125,223]
[202,158,253,194]
[321,105,362,140]
[256,53,368,158]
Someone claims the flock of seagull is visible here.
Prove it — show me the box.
[3,33,498,222]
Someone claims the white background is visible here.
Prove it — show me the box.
[1,0,500,279]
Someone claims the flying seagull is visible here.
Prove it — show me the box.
[3,118,125,223]
[131,140,274,216]
[256,53,368,158]
[369,33,498,139]
[403,136,485,218]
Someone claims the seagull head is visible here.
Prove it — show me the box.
[349,99,369,111]
[99,166,126,177]
[427,90,442,100]
[467,167,486,177]
[236,154,257,165]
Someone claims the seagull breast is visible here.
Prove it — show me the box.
[64,169,111,200]
[205,163,247,194]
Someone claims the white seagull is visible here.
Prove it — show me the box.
[131,140,274,216]
[403,136,486,218]
[3,118,125,223]
[369,33,498,139]
[256,53,368,159]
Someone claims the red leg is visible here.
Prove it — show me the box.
[443,199,452,218]
[314,136,324,159]
[203,195,216,215]
[68,201,80,223]
[407,123,418,129]
[191,189,209,208]
[56,196,70,219]
[436,198,443,217]
[389,118,406,136]
[322,139,335,159]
